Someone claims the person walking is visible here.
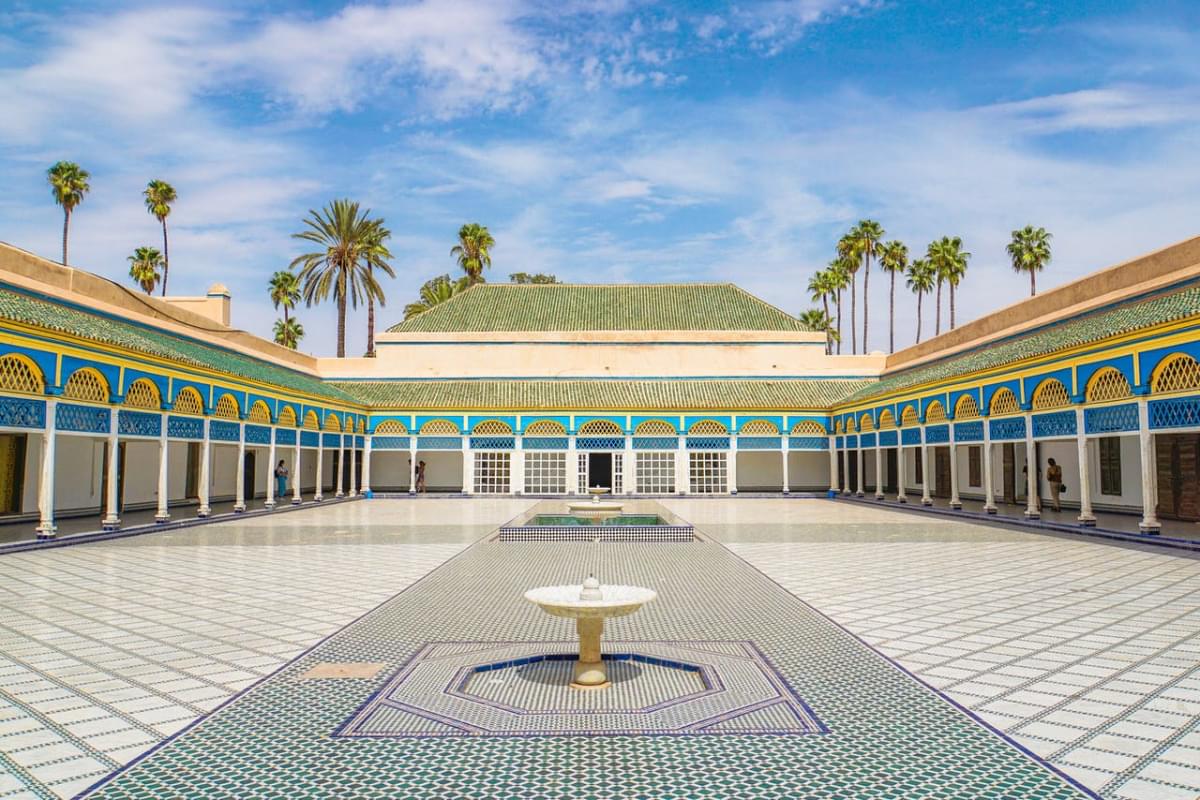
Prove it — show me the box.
[1046,457,1063,513]
[274,459,289,499]
[416,460,427,493]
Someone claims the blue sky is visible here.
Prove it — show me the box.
[1,0,1198,357]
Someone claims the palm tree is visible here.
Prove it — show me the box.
[273,317,305,349]
[797,309,838,355]
[289,199,384,358]
[268,270,301,325]
[806,270,833,335]
[451,223,495,285]
[826,257,852,355]
[1007,225,1052,296]
[404,274,470,320]
[143,180,177,295]
[836,234,860,353]
[905,258,935,344]
[848,220,885,353]
[127,246,163,295]
[361,222,395,357]
[878,239,908,353]
[47,161,90,266]
[928,236,971,329]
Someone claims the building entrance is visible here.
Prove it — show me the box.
[587,452,613,490]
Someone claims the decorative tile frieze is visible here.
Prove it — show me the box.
[953,421,983,443]
[372,436,410,450]
[167,415,203,440]
[245,424,271,445]
[1149,394,1200,430]
[524,436,569,450]
[686,436,729,450]
[56,402,109,434]
[988,417,1026,441]
[577,436,626,450]
[900,428,920,446]
[209,420,240,442]
[417,436,461,450]
[1032,410,1076,439]
[788,436,828,450]
[923,424,949,444]
[301,430,320,448]
[877,430,897,447]
[737,436,781,450]
[633,436,678,450]
[0,396,46,429]
[470,436,516,450]
[118,409,162,437]
[1084,403,1138,434]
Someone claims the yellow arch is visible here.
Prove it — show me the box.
[473,419,514,435]
[1150,353,1200,395]
[1030,378,1070,410]
[688,419,728,435]
[526,419,567,436]
[247,400,272,424]
[844,417,857,433]
[900,406,919,427]
[62,368,110,404]
[791,420,826,435]
[1085,368,1132,403]
[420,419,460,435]
[323,413,342,432]
[739,419,779,435]
[213,393,241,420]
[0,354,45,395]
[173,387,205,416]
[374,419,408,435]
[357,418,366,434]
[877,409,896,429]
[123,378,161,409]
[858,413,875,432]
[988,387,1019,416]
[277,406,298,427]
[579,419,624,436]
[924,400,947,424]
[954,395,980,420]
[834,419,844,434]
[634,419,675,435]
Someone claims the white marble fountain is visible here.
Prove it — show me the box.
[566,486,624,517]
[524,575,656,689]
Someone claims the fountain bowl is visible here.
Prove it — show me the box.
[524,584,657,619]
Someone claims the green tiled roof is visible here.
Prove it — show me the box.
[387,283,813,333]
[330,378,870,410]
[842,284,1200,405]
[0,287,355,403]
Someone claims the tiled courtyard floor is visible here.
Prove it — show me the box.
[0,498,1196,799]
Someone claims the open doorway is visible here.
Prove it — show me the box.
[587,452,612,490]
[244,451,256,503]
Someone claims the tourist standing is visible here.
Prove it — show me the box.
[417,460,427,493]
[275,459,288,499]
[1046,457,1063,513]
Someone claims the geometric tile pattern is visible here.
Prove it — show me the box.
[337,640,824,737]
[84,529,1094,799]
[683,499,1200,800]
[0,499,531,800]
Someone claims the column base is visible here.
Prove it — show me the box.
[874,492,884,500]
[855,491,864,498]
[291,497,302,505]
[314,494,324,502]
[264,500,277,510]
[983,504,997,515]
[155,513,171,524]
[197,506,211,518]
[35,524,56,540]
[1138,522,1161,535]
[348,491,357,498]
[335,491,345,498]
[102,517,121,532]
[1077,514,1096,526]
[1024,510,1040,519]
[950,501,962,510]
[921,498,932,506]
[233,504,246,514]
[897,495,907,503]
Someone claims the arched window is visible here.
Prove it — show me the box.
[1151,353,1200,395]
[63,368,109,403]
[1031,379,1070,410]
[988,388,1019,417]
[834,419,844,434]
[954,395,980,420]
[323,413,342,432]
[213,394,241,420]
[357,418,366,434]
[123,379,161,410]
[924,401,947,424]
[420,419,460,435]
[0,355,45,395]
[525,419,567,436]
[791,420,826,435]
[374,419,408,435]
[247,401,271,424]
[900,406,919,427]
[173,387,205,416]
[739,419,779,435]
[877,410,896,429]
[579,419,624,436]
[844,417,857,433]
[303,410,320,430]
[635,419,675,435]
[473,419,514,435]
[858,413,875,432]
[277,406,298,427]
[1085,368,1132,403]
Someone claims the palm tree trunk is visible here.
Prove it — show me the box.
[835,291,842,355]
[935,281,942,336]
[337,293,347,358]
[821,296,831,355]
[1031,271,1036,296]
[283,303,289,325]
[850,274,858,354]
[62,209,70,266]
[916,293,923,344]
[862,257,869,354]
[950,284,956,329]
[889,271,895,353]
[367,298,376,357]
[160,219,170,296]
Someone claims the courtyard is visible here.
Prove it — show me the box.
[0,498,1196,799]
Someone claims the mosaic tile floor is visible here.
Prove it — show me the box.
[663,499,1200,800]
[0,498,1195,799]
[0,498,534,800]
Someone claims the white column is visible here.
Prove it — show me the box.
[920,427,932,506]
[1138,397,1159,533]
[155,413,170,522]
[292,435,302,504]
[102,407,121,530]
[512,436,525,495]
[828,435,838,496]
[36,399,58,538]
[348,437,357,497]
[362,435,372,496]
[234,421,247,513]
[568,435,579,494]
[728,436,738,495]
[1024,413,1039,518]
[335,434,346,497]
[949,441,961,509]
[982,421,996,513]
[675,436,688,494]
[462,440,473,495]
[314,435,324,501]
[841,440,850,495]
[874,442,884,500]
[408,444,417,494]
[624,435,635,495]
[781,438,790,494]
[265,427,277,510]
[1075,405,1094,525]
[198,419,212,516]
[855,442,864,496]
[897,439,907,503]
